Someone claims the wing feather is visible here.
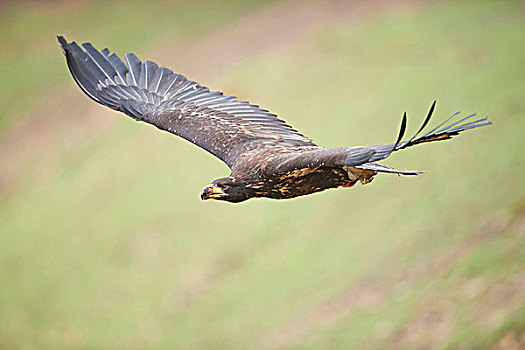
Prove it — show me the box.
[243,103,491,176]
[58,36,315,168]
[124,53,142,86]
[59,36,489,178]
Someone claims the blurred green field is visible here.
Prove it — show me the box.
[1,0,524,349]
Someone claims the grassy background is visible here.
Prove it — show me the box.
[1,0,524,349]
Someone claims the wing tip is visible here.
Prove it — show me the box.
[57,35,67,54]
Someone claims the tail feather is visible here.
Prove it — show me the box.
[355,162,425,175]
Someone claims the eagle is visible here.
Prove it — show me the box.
[58,36,491,203]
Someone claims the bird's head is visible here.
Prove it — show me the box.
[201,177,249,203]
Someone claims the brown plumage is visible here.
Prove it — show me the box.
[58,36,491,203]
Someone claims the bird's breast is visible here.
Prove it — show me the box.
[244,166,353,199]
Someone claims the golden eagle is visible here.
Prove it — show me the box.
[58,36,491,203]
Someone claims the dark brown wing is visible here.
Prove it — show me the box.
[236,103,491,177]
[58,36,315,167]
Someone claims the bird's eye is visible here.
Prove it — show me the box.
[217,183,227,189]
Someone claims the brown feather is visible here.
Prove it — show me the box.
[59,36,491,203]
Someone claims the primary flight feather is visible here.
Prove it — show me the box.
[58,36,491,203]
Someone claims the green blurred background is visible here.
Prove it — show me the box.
[1,0,524,349]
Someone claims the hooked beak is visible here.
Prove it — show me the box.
[201,184,226,200]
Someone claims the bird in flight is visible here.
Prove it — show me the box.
[58,36,491,203]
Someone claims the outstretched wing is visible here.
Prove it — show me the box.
[58,36,315,167]
[355,101,492,166]
[246,102,491,177]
